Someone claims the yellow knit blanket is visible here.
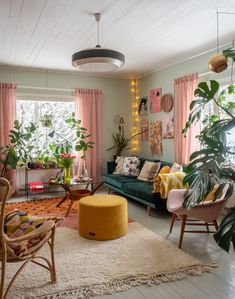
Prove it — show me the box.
[153,172,186,199]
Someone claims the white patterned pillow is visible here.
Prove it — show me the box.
[170,162,183,173]
[113,156,125,174]
[137,161,161,182]
[122,157,141,176]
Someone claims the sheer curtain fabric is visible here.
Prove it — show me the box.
[0,83,17,192]
[74,88,102,178]
[174,74,199,164]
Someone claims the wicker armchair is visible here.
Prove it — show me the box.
[0,178,62,299]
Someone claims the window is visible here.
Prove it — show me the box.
[220,84,235,164]
[16,99,75,156]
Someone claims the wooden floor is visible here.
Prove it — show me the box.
[95,196,235,299]
[11,190,235,299]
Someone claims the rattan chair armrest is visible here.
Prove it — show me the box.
[4,220,55,244]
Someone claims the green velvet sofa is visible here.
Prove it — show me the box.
[103,158,173,215]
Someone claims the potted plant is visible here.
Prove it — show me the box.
[65,112,94,179]
[0,120,36,194]
[107,128,148,158]
[40,114,53,128]
[182,80,235,252]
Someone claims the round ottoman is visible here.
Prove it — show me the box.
[78,195,128,240]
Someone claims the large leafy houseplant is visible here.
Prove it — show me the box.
[0,120,36,179]
[182,80,235,252]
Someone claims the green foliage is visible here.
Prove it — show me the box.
[223,47,235,61]
[183,80,235,252]
[65,112,94,158]
[40,114,53,128]
[107,130,147,156]
[0,120,37,177]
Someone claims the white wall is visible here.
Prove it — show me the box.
[0,68,132,188]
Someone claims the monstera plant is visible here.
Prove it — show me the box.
[182,80,235,252]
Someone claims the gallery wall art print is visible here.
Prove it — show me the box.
[138,97,148,115]
[139,116,149,141]
[150,88,162,113]
[150,120,162,156]
[162,117,174,139]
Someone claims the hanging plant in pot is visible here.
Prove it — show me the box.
[40,114,53,128]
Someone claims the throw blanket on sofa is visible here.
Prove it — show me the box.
[153,172,186,199]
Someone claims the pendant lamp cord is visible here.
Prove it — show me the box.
[95,13,101,48]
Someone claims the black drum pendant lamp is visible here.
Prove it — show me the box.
[72,13,125,72]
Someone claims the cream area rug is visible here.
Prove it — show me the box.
[6,222,214,299]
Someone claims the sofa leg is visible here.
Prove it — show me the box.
[107,188,111,194]
[147,206,152,216]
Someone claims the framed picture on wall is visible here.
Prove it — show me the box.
[150,120,162,156]
[139,116,149,141]
[150,88,162,113]
[138,97,148,115]
[162,117,174,139]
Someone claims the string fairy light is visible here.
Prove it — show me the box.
[130,79,139,153]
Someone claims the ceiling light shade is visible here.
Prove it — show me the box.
[72,13,125,72]
[72,47,125,72]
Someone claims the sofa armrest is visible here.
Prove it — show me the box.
[107,161,116,174]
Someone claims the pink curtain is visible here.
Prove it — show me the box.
[74,88,102,178]
[174,74,199,164]
[0,83,16,192]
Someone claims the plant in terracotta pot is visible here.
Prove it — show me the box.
[0,120,37,188]
[182,80,235,252]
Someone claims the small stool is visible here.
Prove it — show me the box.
[78,195,128,240]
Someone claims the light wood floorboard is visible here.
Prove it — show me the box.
[94,194,235,299]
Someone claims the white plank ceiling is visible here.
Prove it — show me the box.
[0,0,235,78]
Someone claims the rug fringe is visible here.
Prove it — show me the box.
[36,263,216,299]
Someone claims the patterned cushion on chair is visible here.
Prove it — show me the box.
[4,210,57,258]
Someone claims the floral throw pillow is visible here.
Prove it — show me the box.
[122,157,141,177]
[137,161,161,182]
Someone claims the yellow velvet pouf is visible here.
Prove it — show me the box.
[78,194,128,240]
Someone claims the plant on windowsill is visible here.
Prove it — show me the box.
[182,80,235,252]
[0,120,37,185]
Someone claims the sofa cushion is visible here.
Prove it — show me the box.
[122,157,141,176]
[137,161,161,182]
[123,181,162,204]
[104,174,138,189]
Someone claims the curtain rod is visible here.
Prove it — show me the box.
[17,85,74,92]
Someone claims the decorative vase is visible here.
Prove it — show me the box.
[81,155,89,179]
[64,167,71,183]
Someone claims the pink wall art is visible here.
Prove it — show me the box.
[150,88,162,113]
